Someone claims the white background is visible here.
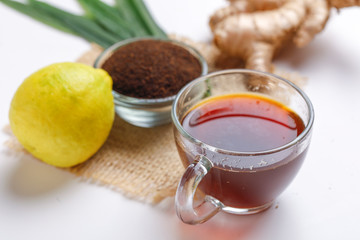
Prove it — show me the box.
[1,1,360,239]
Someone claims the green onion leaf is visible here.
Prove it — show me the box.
[127,0,167,38]
[28,0,121,47]
[77,0,134,39]
[114,0,150,37]
[0,0,76,35]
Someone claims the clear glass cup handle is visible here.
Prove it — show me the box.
[175,155,223,224]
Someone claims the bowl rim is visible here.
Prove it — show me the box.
[94,37,209,107]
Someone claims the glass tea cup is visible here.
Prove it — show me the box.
[171,69,314,224]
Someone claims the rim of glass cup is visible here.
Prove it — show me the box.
[94,37,209,107]
[171,69,315,156]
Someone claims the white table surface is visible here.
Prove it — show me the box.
[1,1,360,239]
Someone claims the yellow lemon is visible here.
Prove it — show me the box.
[9,62,114,167]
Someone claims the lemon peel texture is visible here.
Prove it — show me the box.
[9,62,115,167]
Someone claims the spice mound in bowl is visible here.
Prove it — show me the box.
[94,38,208,128]
[103,39,203,99]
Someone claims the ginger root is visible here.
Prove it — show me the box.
[210,0,360,73]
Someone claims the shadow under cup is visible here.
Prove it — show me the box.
[171,69,314,225]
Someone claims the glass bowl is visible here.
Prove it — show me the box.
[94,37,208,128]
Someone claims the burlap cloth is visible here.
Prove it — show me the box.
[4,35,306,204]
